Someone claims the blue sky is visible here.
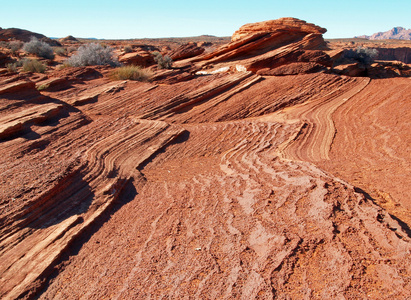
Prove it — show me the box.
[2,0,410,39]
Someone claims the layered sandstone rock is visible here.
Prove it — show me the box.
[232,17,327,42]
[175,18,329,75]
[168,43,205,61]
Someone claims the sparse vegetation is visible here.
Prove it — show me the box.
[37,83,50,91]
[6,62,18,73]
[0,41,8,48]
[21,58,47,73]
[67,46,77,54]
[153,51,173,69]
[53,47,67,56]
[65,43,119,67]
[111,65,152,81]
[57,63,73,70]
[22,37,55,59]
[8,41,23,54]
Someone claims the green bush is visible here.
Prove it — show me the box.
[22,58,47,73]
[153,51,173,69]
[111,65,152,81]
[340,47,378,65]
[22,37,55,59]
[65,43,119,67]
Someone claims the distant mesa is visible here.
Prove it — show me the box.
[0,27,61,46]
[355,27,411,40]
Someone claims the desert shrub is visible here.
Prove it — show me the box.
[341,47,378,65]
[22,37,55,59]
[123,45,133,53]
[57,63,73,70]
[54,47,67,56]
[65,43,119,67]
[153,51,173,69]
[21,58,47,73]
[67,46,77,53]
[111,65,152,81]
[8,41,23,54]
[6,62,18,72]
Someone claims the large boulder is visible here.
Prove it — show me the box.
[118,51,155,67]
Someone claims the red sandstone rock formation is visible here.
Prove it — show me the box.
[174,18,330,75]
[232,17,327,41]
[0,18,410,300]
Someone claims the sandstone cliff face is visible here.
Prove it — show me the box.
[375,47,411,64]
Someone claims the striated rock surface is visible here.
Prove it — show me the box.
[0,19,410,300]
[256,61,327,76]
[168,43,205,61]
[175,18,330,74]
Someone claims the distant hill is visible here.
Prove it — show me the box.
[0,27,61,46]
[356,27,411,40]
